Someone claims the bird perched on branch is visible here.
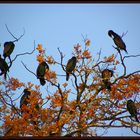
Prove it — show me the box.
[0,54,9,80]
[66,56,77,81]
[101,69,113,90]
[20,89,39,112]
[108,30,128,54]
[3,41,15,61]
[20,89,31,110]
[127,99,139,123]
[36,61,49,86]
[20,89,39,126]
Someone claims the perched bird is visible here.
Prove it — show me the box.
[20,89,39,126]
[20,89,31,110]
[101,69,113,90]
[127,99,139,123]
[3,41,15,61]
[102,69,113,81]
[20,89,39,109]
[0,54,9,79]
[66,56,77,81]
[36,61,49,86]
[108,30,128,54]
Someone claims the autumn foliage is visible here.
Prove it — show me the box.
[0,30,140,137]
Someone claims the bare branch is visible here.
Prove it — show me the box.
[5,24,25,42]
[21,61,37,77]
[123,54,140,60]
[131,126,140,135]
[8,41,36,69]
[96,48,102,63]
[57,47,66,72]
[124,70,140,79]
[0,92,21,117]
[41,98,50,108]
[121,30,128,38]
[12,41,35,63]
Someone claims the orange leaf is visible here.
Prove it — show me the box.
[62,83,68,88]
[36,44,44,53]
[47,56,55,64]
[115,60,120,65]
[85,39,91,46]
[105,54,115,62]
[82,50,91,59]
[36,55,45,63]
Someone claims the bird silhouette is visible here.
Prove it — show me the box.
[36,61,49,86]
[20,89,39,126]
[127,99,139,123]
[3,41,15,61]
[0,54,9,79]
[66,56,77,81]
[101,69,113,90]
[108,30,128,54]
[20,89,31,110]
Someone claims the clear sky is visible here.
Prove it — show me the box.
[0,4,140,136]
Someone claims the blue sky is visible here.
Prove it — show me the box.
[0,4,140,136]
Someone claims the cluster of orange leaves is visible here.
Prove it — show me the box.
[46,56,55,64]
[104,54,115,62]
[109,74,140,100]
[3,88,43,136]
[6,77,24,91]
[109,83,124,100]
[85,39,91,47]
[73,43,82,59]
[82,50,92,59]
[36,44,45,63]
[1,38,140,136]
[45,69,56,83]
[36,44,45,54]
[36,44,55,65]
[73,41,91,59]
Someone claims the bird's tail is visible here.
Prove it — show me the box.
[103,80,111,90]
[106,82,111,91]
[39,78,46,86]
[4,72,7,80]
[66,72,69,81]
[124,48,128,54]
[135,116,139,123]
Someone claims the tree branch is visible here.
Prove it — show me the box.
[8,41,36,70]
[5,24,25,42]
[21,61,37,77]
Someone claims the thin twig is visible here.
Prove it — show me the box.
[123,54,140,61]
[131,126,140,135]
[11,41,35,63]
[121,30,128,38]
[57,47,66,72]
[5,24,25,42]
[21,61,37,77]
[124,70,140,79]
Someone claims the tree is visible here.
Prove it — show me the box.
[0,26,140,137]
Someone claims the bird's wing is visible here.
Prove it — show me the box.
[66,58,76,73]
[37,64,46,77]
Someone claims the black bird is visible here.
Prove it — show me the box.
[0,54,9,79]
[108,30,128,54]
[3,41,15,61]
[66,56,77,81]
[20,89,39,126]
[102,69,113,81]
[20,89,39,110]
[20,89,31,110]
[36,61,49,86]
[101,69,113,90]
[127,99,139,123]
